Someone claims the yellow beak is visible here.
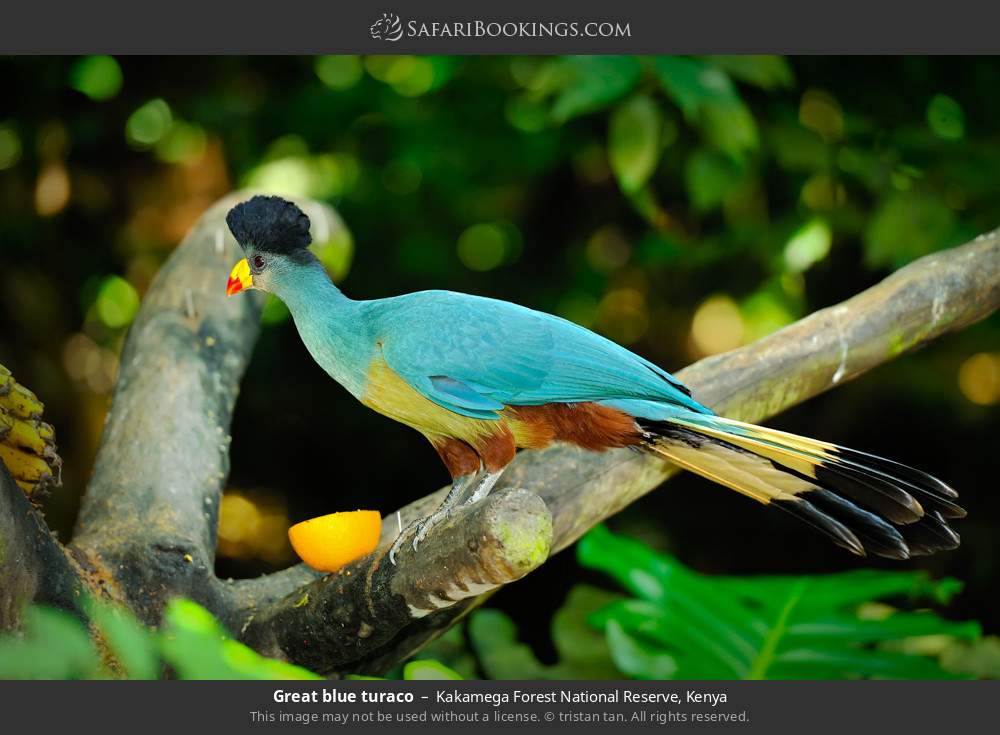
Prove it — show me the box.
[226,258,253,296]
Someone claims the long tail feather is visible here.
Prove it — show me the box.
[641,416,963,559]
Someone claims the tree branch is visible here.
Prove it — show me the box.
[236,228,1000,674]
[68,192,348,625]
[0,464,84,630]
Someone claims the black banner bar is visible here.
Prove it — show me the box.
[2,680,998,733]
[1,0,999,54]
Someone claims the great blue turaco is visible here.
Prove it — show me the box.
[225,195,963,565]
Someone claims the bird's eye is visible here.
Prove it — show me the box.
[252,254,266,270]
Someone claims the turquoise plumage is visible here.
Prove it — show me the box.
[365,290,710,419]
[225,196,964,565]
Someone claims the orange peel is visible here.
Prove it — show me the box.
[287,510,382,573]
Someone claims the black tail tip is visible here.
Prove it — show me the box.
[775,492,962,561]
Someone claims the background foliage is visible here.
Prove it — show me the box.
[0,55,998,675]
[2,527,995,680]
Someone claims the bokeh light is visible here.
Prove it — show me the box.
[155,121,207,164]
[690,295,744,356]
[314,55,364,90]
[557,292,599,328]
[0,125,22,169]
[63,333,119,394]
[801,173,846,210]
[927,94,965,141]
[69,55,123,101]
[958,353,1000,406]
[596,288,649,344]
[784,218,832,272]
[586,226,632,273]
[243,138,359,199]
[126,99,173,148]
[365,55,437,97]
[34,163,71,216]
[457,223,508,271]
[94,276,140,329]
[799,89,843,141]
[217,490,293,565]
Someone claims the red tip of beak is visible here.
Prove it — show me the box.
[226,275,243,296]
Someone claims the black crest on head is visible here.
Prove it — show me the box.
[226,195,312,254]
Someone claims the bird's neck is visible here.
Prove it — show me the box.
[276,263,371,397]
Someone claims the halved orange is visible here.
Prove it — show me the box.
[287,510,382,573]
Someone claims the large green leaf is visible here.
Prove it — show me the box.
[578,525,980,680]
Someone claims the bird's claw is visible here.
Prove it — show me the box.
[388,526,412,566]
[387,512,447,565]
[412,520,429,552]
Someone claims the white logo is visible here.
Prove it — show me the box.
[370,12,403,41]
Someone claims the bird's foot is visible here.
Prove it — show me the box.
[411,518,432,551]
[411,505,453,551]
[388,472,478,565]
[386,470,505,565]
[387,509,452,565]
[388,519,419,566]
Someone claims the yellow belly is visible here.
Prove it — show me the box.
[361,357,500,444]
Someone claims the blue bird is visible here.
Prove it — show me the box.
[225,196,964,564]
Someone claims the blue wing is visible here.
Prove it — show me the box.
[364,291,710,420]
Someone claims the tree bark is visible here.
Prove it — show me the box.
[0,464,84,629]
[2,192,998,677]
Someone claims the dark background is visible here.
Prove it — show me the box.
[0,56,997,656]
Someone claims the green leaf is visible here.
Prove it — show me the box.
[783,218,832,272]
[85,597,160,679]
[609,95,662,194]
[160,599,320,680]
[548,585,623,679]
[864,192,957,268]
[653,57,758,155]
[605,620,677,679]
[578,525,979,680]
[403,660,464,680]
[469,586,623,680]
[408,624,479,680]
[685,149,745,212]
[941,636,1000,679]
[701,56,794,91]
[551,57,642,123]
[468,609,547,679]
[0,606,102,679]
